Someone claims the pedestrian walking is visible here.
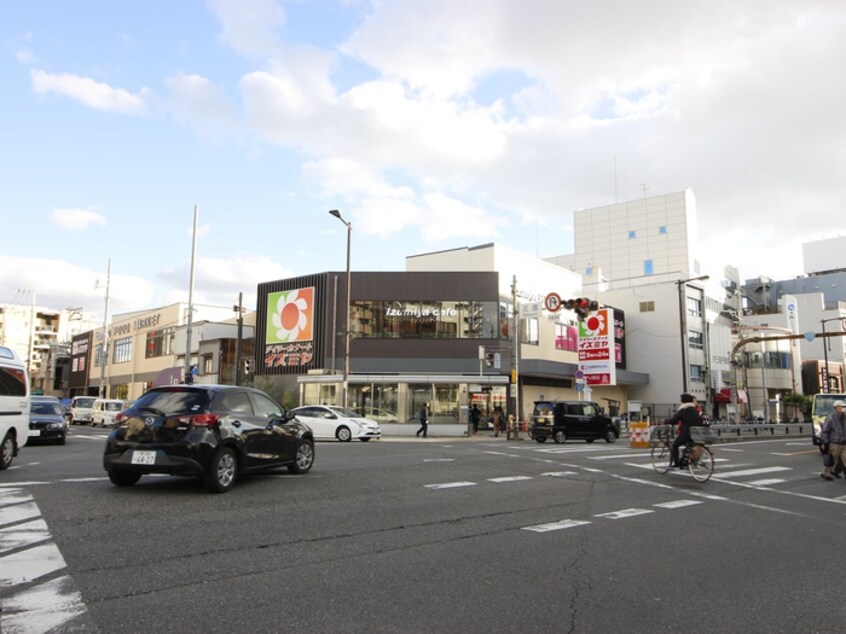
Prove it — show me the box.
[820,400,846,481]
[416,402,429,438]
[492,405,503,437]
[470,404,481,434]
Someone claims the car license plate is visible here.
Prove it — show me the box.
[130,450,156,465]
[28,429,41,437]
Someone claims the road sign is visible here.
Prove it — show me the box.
[575,369,584,379]
[544,292,562,312]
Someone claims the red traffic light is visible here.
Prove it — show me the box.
[563,297,600,320]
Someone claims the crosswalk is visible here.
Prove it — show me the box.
[0,488,89,633]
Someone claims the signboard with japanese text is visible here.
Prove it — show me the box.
[577,308,617,386]
[264,287,316,369]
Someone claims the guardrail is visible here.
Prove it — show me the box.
[697,423,812,442]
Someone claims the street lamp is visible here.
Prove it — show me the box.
[15,288,36,378]
[676,275,710,396]
[329,209,351,409]
[820,316,846,393]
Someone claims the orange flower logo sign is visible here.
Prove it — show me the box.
[266,287,315,344]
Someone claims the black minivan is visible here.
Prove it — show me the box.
[103,385,315,493]
[529,400,620,444]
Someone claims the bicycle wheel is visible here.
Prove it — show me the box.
[687,444,714,482]
[651,443,672,474]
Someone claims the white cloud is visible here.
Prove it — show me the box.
[206,0,285,57]
[51,208,107,230]
[30,69,148,115]
[165,73,239,139]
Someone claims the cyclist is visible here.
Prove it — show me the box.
[666,393,706,469]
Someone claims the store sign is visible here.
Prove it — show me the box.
[265,287,316,368]
[577,308,617,386]
[385,304,458,318]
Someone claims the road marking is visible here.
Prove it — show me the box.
[594,508,653,520]
[424,481,477,489]
[714,466,791,479]
[746,478,787,486]
[423,459,455,462]
[589,453,652,460]
[487,476,533,483]
[654,500,703,509]
[0,488,89,631]
[522,519,591,533]
[0,518,51,554]
[540,471,578,477]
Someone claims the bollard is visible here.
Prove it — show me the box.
[630,421,649,448]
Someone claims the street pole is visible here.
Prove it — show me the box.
[821,318,830,393]
[234,292,243,386]
[329,210,351,409]
[185,204,198,382]
[509,274,520,440]
[98,259,111,398]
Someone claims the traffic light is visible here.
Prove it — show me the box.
[243,358,253,374]
[484,352,494,367]
[563,297,600,320]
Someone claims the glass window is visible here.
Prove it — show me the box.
[202,355,214,374]
[350,300,501,340]
[94,343,107,367]
[0,365,27,396]
[112,337,132,364]
[522,317,539,345]
[688,331,704,350]
[689,365,705,383]
[629,230,637,239]
[639,301,655,312]
[251,393,283,418]
[686,296,703,318]
[555,323,578,351]
[221,392,253,415]
[644,259,654,275]
[659,225,667,234]
[146,327,175,359]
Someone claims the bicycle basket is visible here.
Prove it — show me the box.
[690,426,717,445]
[649,424,672,447]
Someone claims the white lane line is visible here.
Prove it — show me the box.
[423,459,455,463]
[487,476,533,483]
[59,477,109,483]
[1,575,87,633]
[714,466,791,479]
[0,518,50,554]
[654,500,703,509]
[535,447,605,454]
[0,491,33,505]
[0,482,51,488]
[747,478,787,486]
[0,501,41,525]
[0,542,67,586]
[522,519,591,533]
[424,481,477,489]
[594,508,653,520]
[540,471,578,477]
[589,453,652,460]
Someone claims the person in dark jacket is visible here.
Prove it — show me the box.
[470,404,482,434]
[416,403,429,438]
[666,393,705,468]
[820,400,846,481]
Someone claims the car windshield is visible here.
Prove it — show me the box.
[132,389,210,415]
[32,402,63,415]
[105,402,124,411]
[74,398,97,408]
[328,407,361,418]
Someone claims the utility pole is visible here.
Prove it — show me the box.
[98,259,111,398]
[509,275,520,440]
[185,204,198,381]
[234,292,244,386]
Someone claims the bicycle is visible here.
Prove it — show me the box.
[649,423,716,482]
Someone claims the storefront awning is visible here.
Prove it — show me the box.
[713,388,747,403]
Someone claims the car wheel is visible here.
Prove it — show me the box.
[205,447,238,493]
[336,426,352,442]
[586,438,595,443]
[288,439,315,474]
[0,432,14,470]
[107,470,141,487]
[553,430,567,444]
[535,437,547,443]
[605,430,618,444]
[57,435,67,446]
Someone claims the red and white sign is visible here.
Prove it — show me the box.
[577,308,616,386]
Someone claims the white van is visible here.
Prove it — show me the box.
[0,345,30,469]
[69,395,98,425]
[91,399,128,427]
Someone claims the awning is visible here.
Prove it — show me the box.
[152,367,184,387]
[713,388,747,404]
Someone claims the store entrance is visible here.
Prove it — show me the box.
[469,386,506,431]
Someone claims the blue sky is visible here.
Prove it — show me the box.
[2,0,844,319]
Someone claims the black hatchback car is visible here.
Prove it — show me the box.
[103,385,315,493]
[29,396,68,445]
[529,400,620,444]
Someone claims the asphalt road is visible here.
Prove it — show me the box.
[2,429,846,633]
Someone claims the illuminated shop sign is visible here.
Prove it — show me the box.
[265,287,316,368]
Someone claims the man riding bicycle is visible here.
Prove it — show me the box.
[666,393,706,468]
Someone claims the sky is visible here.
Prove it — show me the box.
[1,0,844,321]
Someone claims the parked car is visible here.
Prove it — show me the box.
[366,407,399,424]
[29,396,67,445]
[69,395,97,425]
[0,345,29,469]
[291,405,382,442]
[529,400,620,444]
[103,384,315,493]
[92,398,128,427]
